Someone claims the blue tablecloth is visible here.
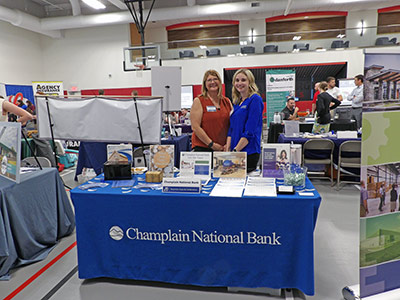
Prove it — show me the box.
[277,134,361,164]
[0,168,75,279]
[71,174,321,295]
[75,135,191,180]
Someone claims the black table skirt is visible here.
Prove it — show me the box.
[267,121,357,143]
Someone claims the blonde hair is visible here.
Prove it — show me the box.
[319,81,329,92]
[231,69,259,105]
[201,70,223,99]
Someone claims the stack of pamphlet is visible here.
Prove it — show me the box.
[210,178,246,197]
[244,177,276,197]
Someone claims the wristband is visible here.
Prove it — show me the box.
[208,141,214,149]
[232,148,237,152]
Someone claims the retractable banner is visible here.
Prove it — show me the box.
[360,51,400,298]
[0,83,6,98]
[265,69,295,126]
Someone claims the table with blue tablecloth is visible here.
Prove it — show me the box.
[0,168,75,279]
[71,174,321,295]
[75,135,191,180]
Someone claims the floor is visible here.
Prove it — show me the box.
[0,166,359,300]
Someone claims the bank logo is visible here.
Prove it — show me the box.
[270,77,275,82]
[109,226,124,240]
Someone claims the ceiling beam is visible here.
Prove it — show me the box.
[108,0,127,10]
[284,0,293,16]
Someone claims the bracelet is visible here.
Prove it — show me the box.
[208,141,214,149]
[232,148,237,152]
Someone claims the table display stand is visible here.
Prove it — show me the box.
[21,128,42,170]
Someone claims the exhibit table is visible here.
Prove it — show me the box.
[71,174,321,295]
[0,168,75,279]
[268,120,357,143]
[163,124,192,134]
[75,135,191,180]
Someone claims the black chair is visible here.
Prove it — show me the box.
[240,46,255,54]
[337,140,361,190]
[206,48,221,56]
[375,37,397,46]
[331,40,350,48]
[293,43,309,51]
[263,45,278,53]
[179,50,195,58]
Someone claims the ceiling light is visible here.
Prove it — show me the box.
[337,34,346,38]
[82,0,106,9]
[292,36,301,41]
[200,25,204,27]
[199,45,207,49]
[304,16,309,19]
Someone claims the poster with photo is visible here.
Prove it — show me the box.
[180,152,212,180]
[150,145,174,177]
[107,144,133,162]
[213,152,246,178]
[262,144,291,178]
[360,51,400,298]
[0,122,21,183]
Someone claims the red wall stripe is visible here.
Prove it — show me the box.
[378,5,400,13]
[166,20,239,31]
[265,11,348,23]
[224,62,346,71]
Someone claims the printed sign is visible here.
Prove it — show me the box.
[0,122,21,183]
[32,81,64,96]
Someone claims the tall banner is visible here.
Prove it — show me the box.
[265,69,295,126]
[32,81,64,97]
[360,52,400,298]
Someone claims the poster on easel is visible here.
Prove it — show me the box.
[0,122,21,183]
[266,69,295,126]
[360,50,400,298]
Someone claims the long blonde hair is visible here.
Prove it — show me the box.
[231,69,259,105]
[201,70,223,99]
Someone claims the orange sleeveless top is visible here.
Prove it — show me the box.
[192,95,231,148]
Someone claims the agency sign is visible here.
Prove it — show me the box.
[32,81,63,96]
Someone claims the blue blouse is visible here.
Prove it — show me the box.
[228,93,264,155]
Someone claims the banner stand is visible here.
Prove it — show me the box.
[21,128,42,170]
[132,95,147,168]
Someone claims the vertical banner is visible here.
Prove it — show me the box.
[360,52,400,298]
[32,81,64,97]
[265,69,295,126]
[0,122,21,183]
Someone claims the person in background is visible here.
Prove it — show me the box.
[390,183,398,213]
[313,81,341,133]
[360,181,368,217]
[379,183,385,212]
[226,69,263,172]
[191,70,232,152]
[281,97,299,120]
[26,100,35,115]
[348,74,364,129]
[131,90,138,97]
[98,89,105,96]
[326,76,343,101]
[311,82,320,115]
[180,108,190,120]
[0,96,33,125]
[17,99,28,110]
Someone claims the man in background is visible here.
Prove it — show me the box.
[326,76,343,118]
[348,74,364,129]
[281,97,299,120]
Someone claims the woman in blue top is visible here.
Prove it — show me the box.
[226,69,264,173]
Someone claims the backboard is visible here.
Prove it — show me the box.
[123,45,161,71]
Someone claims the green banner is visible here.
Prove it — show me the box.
[266,69,295,126]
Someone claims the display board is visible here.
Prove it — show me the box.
[36,97,162,144]
[360,51,400,298]
[151,66,182,112]
[266,69,296,126]
[0,122,21,183]
[338,79,356,106]
[181,85,193,109]
[0,83,6,98]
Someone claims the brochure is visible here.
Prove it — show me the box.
[262,144,291,178]
[149,144,174,177]
[180,152,212,180]
[213,152,247,178]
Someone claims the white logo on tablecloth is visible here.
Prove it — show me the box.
[109,226,124,240]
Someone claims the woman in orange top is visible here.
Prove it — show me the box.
[191,70,232,151]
